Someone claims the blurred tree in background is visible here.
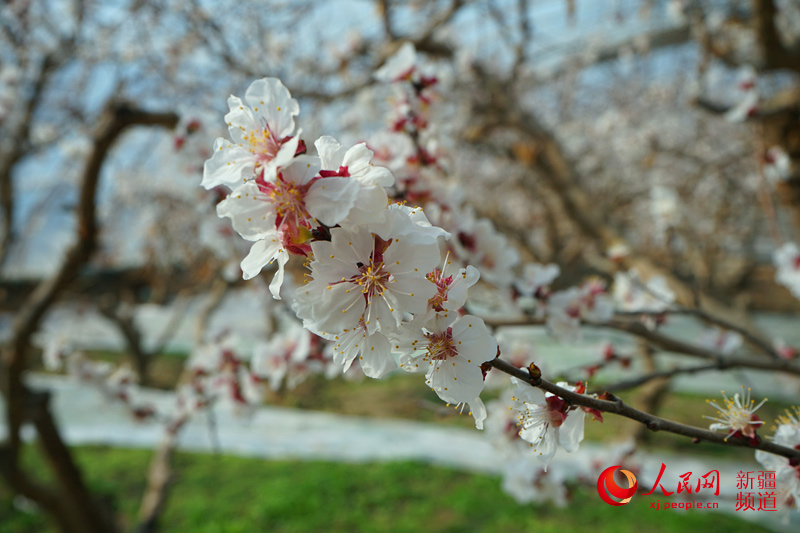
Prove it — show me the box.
[3,1,800,531]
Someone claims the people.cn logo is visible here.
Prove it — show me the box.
[597,465,638,506]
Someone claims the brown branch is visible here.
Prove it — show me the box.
[619,305,781,359]
[677,307,780,359]
[187,1,259,79]
[150,293,191,356]
[0,265,220,312]
[135,432,177,533]
[753,0,800,73]
[0,0,88,269]
[5,103,180,445]
[485,316,800,376]
[599,363,724,393]
[600,318,800,374]
[693,96,735,116]
[292,83,372,103]
[132,277,230,532]
[98,291,189,386]
[487,357,800,461]
[376,0,396,40]
[518,23,691,81]
[29,391,119,533]
[9,104,180,359]
[694,89,800,120]
[510,0,532,82]
[0,437,72,532]
[1,102,178,533]
[628,342,670,446]
[194,278,230,345]
[99,303,152,385]
[303,0,466,101]
[413,0,463,57]
[0,52,59,268]
[0,390,118,533]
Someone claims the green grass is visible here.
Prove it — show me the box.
[0,446,765,533]
[11,351,788,531]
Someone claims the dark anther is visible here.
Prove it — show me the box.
[311,225,332,242]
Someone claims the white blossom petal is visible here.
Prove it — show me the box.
[202,138,255,189]
[243,78,299,139]
[558,410,585,453]
[216,182,275,240]
[306,177,360,226]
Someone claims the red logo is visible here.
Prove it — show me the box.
[597,465,638,506]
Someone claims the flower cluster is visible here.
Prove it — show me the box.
[203,70,499,424]
[200,45,622,442]
[203,79,393,298]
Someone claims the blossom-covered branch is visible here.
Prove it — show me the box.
[486,357,800,461]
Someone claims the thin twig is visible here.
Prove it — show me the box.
[136,432,177,533]
[597,363,723,393]
[487,357,800,461]
[619,306,781,360]
[486,316,800,376]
